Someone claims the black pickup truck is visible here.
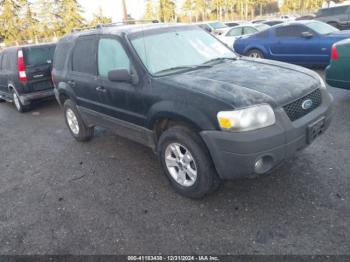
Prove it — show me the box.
[0,43,56,112]
[52,24,333,198]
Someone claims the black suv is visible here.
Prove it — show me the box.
[315,5,350,29]
[0,43,56,112]
[52,24,333,198]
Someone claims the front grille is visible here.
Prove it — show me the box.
[283,89,322,121]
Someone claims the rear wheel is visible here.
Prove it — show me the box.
[158,125,221,198]
[12,90,29,113]
[247,49,264,59]
[64,99,94,142]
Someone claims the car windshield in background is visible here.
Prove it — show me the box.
[131,28,236,76]
[24,45,55,67]
[306,21,339,35]
[255,24,270,31]
[209,22,227,29]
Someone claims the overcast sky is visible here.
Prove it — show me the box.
[79,0,184,22]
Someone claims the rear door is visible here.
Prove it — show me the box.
[23,45,55,92]
[68,35,103,112]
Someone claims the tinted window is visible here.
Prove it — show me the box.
[72,36,97,75]
[275,25,308,37]
[98,38,130,77]
[243,26,258,35]
[1,53,10,70]
[53,42,70,70]
[318,6,349,17]
[227,27,242,36]
[23,45,55,67]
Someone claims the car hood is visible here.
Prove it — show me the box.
[161,58,321,108]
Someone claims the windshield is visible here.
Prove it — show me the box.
[209,22,227,30]
[255,24,270,31]
[306,21,339,35]
[131,28,236,76]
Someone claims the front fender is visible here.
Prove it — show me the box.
[146,100,218,131]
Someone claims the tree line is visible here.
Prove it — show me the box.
[144,0,333,23]
[0,0,111,46]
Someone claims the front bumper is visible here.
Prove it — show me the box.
[19,89,54,105]
[200,89,333,180]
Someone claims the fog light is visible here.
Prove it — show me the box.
[255,158,264,173]
[254,156,274,174]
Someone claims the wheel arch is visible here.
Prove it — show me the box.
[56,82,77,106]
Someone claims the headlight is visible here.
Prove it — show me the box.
[217,104,276,132]
[317,74,327,89]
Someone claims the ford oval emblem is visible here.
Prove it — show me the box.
[302,99,313,110]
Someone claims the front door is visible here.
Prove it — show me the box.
[96,36,145,126]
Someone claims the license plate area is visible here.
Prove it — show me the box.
[307,117,326,144]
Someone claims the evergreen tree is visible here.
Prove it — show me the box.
[158,0,176,22]
[89,6,112,27]
[35,0,61,40]
[21,0,38,43]
[56,0,85,35]
[0,0,21,45]
[144,0,156,20]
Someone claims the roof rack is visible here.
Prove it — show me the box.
[72,20,160,33]
[96,19,160,29]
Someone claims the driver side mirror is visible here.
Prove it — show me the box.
[108,69,131,83]
[301,31,314,38]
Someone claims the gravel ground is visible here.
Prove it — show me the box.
[0,71,349,255]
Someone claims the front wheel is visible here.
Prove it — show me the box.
[63,99,94,142]
[247,49,264,59]
[158,126,221,199]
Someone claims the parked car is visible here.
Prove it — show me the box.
[0,43,56,112]
[315,5,350,29]
[296,14,315,21]
[217,23,270,49]
[225,21,244,27]
[196,21,228,35]
[326,39,350,90]
[262,20,284,26]
[52,23,333,198]
[234,20,350,67]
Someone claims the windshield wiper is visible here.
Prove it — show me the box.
[154,65,212,76]
[202,57,237,65]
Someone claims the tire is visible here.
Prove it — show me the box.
[0,98,5,103]
[12,89,29,113]
[246,49,264,59]
[158,125,221,199]
[63,99,94,142]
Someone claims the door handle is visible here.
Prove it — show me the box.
[96,86,107,93]
[68,80,76,87]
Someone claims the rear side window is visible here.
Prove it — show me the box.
[98,38,130,77]
[23,45,55,67]
[72,36,97,75]
[227,27,242,36]
[243,27,258,34]
[53,42,70,70]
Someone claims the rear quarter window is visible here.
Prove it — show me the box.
[72,36,97,75]
[53,42,70,71]
[23,45,55,67]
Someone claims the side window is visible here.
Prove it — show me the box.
[227,27,242,37]
[243,27,258,35]
[54,42,70,71]
[275,25,308,37]
[98,38,130,78]
[0,54,2,70]
[72,36,97,75]
[1,53,9,70]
